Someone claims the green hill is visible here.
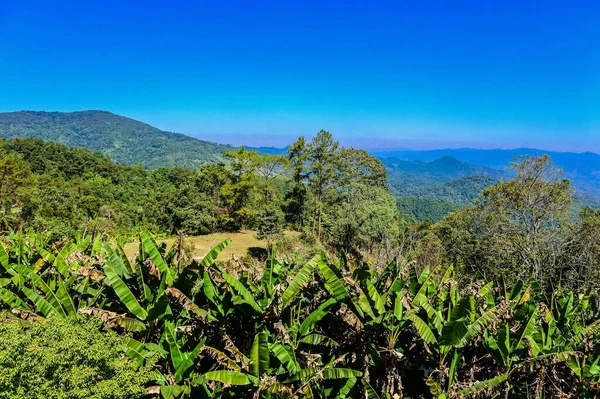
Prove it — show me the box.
[382,156,506,184]
[382,156,504,220]
[393,175,500,221]
[0,110,232,169]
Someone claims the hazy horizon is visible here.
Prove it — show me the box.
[1,1,598,152]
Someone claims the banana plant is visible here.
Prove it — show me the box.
[2,229,600,398]
[89,232,231,331]
[0,236,96,321]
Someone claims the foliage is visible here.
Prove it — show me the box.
[0,230,598,398]
[0,133,396,255]
[385,156,503,220]
[392,173,503,222]
[396,196,459,222]
[0,315,152,399]
[378,147,600,199]
[255,207,285,243]
[286,131,391,245]
[435,155,577,290]
[330,183,399,255]
[0,122,599,398]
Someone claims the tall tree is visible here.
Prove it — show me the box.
[306,130,340,239]
[254,153,289,203]
[221,147,260,230]
[338,148,387,188]
[285,137,309,227]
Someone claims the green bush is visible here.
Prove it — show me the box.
[0,315,152,399]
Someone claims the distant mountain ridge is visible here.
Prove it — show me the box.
[247,145,289,155]
[382,156,506,183]
[249,147,600,199]
[372,147,600,165]
[374,148,600,198]
[382,156,506,221]
[386,155,599,221]
[0,110,233,169]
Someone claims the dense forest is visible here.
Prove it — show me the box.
[2,111,600,216]
[0,130,599,398]
[1,132,598,291]
[392,175,499,221]
[0,133,399,254]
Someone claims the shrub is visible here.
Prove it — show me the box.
[0,315,152,399]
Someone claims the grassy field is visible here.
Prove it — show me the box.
[124,230,277,261]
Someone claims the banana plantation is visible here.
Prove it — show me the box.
[0,230,599,398]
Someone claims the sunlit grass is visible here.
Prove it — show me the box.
[124,230,298,261]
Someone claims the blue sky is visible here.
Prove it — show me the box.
[0,1,598,151]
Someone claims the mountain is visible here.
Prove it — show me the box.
[247,145,289,155]
[1,110,596,220]
[0,110,233,169]
[394,175,503,221]
[382,156,506,220]
[386,154,599,221]
[373,148,600,198]
[391,174,500,201]
[382,156,506,184]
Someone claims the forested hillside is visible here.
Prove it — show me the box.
[0,133,398,256]
[393,176,500,221]
[0,142,599,398]
[384,154,599,220]
[382,156,505,182]
[382,156,502,220]
[3,2,598,397]
[0,111,232,168]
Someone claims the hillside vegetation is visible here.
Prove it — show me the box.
[0,133,398,258]
[385,155,599,221]
[382,156,505,182]
[0,130,599,397]
[0,111,231,168]
[0,223,599,397]
[384,157,503,221]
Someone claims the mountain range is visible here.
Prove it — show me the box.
[0,110,597,220]
[374,148,600,199]
[381,152,599,220]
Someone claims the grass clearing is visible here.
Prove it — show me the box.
[124,230,294,261]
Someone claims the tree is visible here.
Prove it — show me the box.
[221,147,261,230]
[254,153,289,204]
[255,207,285,245]
[0,151,31,223]
[330,183,399,258]
[306,130,340,239]
[436,155,574,289]
[563,208,600,292]
[338,148,387,188]
[285,137,309,228]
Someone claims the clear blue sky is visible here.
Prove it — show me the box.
[1,1,598,151]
